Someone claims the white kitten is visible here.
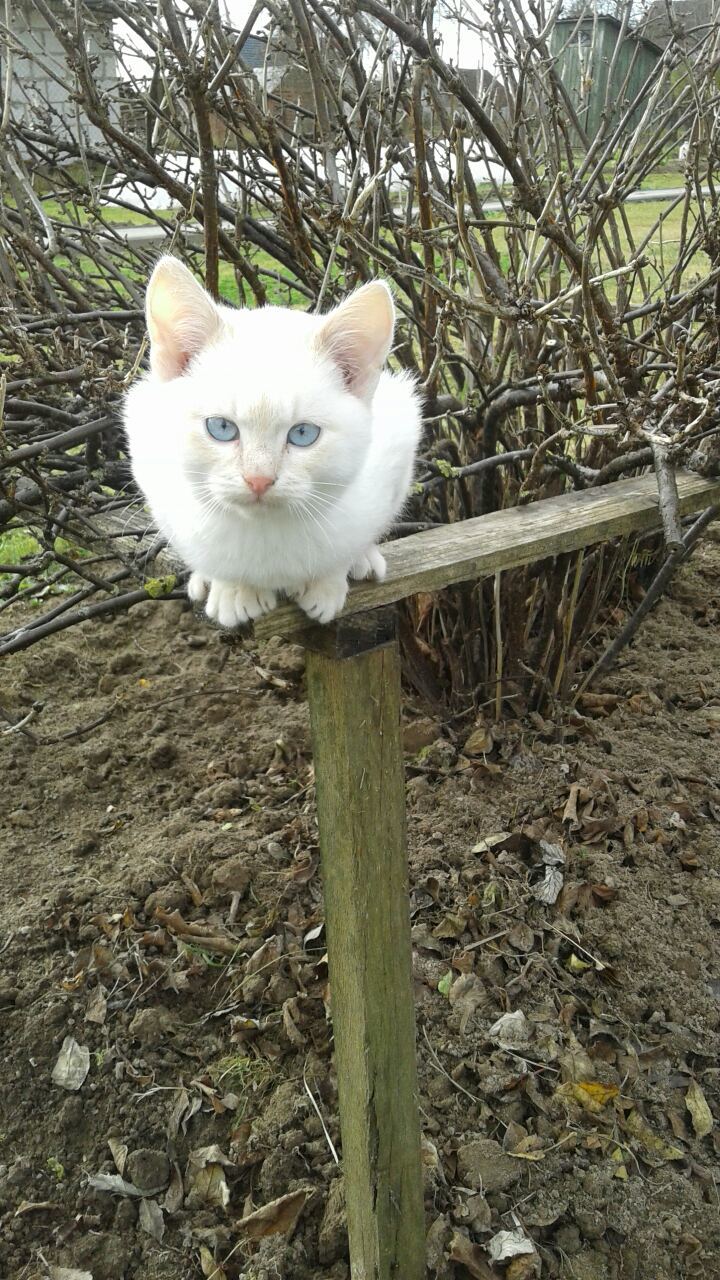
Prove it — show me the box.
[124,257,422,626]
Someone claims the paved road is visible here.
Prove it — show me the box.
[101,185,710,245]
[98,222,204,245]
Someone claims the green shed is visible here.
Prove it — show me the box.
[550,14,663,141]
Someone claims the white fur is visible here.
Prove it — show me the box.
[124,258,422,626]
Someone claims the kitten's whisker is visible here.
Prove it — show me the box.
[196,502,229,530]
[116,499,153,540]
[303,492,337,517]
[304,494,336,512]
[288,501,316,577]
[293,499,332,559]
[295,498,334,549]
[191,491,233,534]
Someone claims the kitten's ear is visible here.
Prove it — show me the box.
[146,256,221,381]
[316,280,395,402]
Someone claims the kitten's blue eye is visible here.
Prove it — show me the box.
[205,416,239,442]
[287,422,321,447]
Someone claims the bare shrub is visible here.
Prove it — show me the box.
[1,0,719,711]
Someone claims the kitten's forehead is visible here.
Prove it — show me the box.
[189,306,332,426]
[194,354,299,426]
[247,392,283,432]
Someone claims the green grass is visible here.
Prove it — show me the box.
[217,257,308,307]
[481,194,710,302]
[40,198,174,228]
[37,189,716,316]
[20,169,716,323]
[638,167,685,191]
[0,531,93,595]
[603,196,709,293]
[0,529,41,570]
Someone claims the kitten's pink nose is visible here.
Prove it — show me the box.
[244,474,275,497]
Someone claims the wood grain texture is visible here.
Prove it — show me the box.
[255,471,720,640]
[305,636,425,1280]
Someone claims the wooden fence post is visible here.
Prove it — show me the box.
[302,609,425,1280]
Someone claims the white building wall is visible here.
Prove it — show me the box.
[6,1,120,149]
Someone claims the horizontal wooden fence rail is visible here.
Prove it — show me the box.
[255,470,720,641]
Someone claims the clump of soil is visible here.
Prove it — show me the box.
[2,543,720,1280]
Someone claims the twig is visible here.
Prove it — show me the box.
[421,1025,481,1106]
[420,449,533,492]
[651,438,683,551]
[1,706,38,735]
[303,1062,339,1165]
[0,588,185,657]
[494,571,503,721]
[2,416,115,464]
[577,503,720,695]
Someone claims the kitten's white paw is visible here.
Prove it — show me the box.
[294,575,348,624]
[187,572,209,604]
[205,581,278,628]
[350,546,387,582]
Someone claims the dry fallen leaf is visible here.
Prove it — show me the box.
[471,831,512,855]
[282,996,307,1047]
[168,1087,202,1141]
[507,922,534,951]
[507,1254,541,1280]
[668,1108,689,1141]
[84,986,107,1026]
[488,1010,531,1049]
[625,1109,685,1163]
[558,1032,595,1082]
[186,1163,229,1210]
[563,783,583,828]
[448,1230,499,1278]
[507,1135,548,1161]
[51,1037,90,1092]
[464,722,495,756]
[534,865,564,904]
[139,1198,165,1242]
[187,1144,235,1169]
[433,911,469,940]
[199,1244,228,1280]
[426,1214,451,1271]
[488,1228,537,1262]
[555,1081,619,1114]
[107,1138,128,1177]
[185,1144,234,1211]
[48,1269,94,1280]
[14,1199,57,1216]
[686,1079,713,1139]
[87,1172,145,1198]
[534,841,565,903]
[236,1188,309,1240]
[449,974,488,1033]
[164,1162,184,1214]
[539,840,565,865]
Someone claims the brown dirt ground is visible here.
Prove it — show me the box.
[1,542,720,1280]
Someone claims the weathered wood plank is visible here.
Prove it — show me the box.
[255,471,720,640]
[305,624,425,1280]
